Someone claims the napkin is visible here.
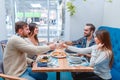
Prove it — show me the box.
[37,62,47,67]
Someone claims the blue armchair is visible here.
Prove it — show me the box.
[98,26,120,80]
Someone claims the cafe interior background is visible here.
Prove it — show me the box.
[0,0,120,80]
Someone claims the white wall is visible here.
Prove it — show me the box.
[103,0,120,28]
[64,0,104,41]
[0,0,7,40]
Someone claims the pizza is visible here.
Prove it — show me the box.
[51,50,66,58]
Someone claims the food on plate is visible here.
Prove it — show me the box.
[51,50,66,58]
[39,56,49,62]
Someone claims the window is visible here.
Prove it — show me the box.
[5,0,65,42]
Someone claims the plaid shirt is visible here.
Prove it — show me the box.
[72,36,95,48]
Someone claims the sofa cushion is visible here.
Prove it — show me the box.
[111,68,120,80]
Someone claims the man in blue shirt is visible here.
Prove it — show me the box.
[65,23,95,48]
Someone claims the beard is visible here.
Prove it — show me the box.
[22,33,28,38]
[23,36,28,38]
[21,35,28,38]
[84,32,91,37]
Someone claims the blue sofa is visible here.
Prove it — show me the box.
[98,26,120,80]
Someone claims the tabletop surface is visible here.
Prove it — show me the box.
[32,50,94,72]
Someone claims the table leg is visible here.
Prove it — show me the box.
[56,72,60,80]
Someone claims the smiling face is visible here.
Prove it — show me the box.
[28,23,38,36]
[18,25,30,37]
[84,26,93,37]
[94,36,101,45]
[15,21,30,37]
[33,27,39,35]
[94,30,112,51]
[23,25,30,37]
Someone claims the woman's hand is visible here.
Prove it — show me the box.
[97,43,104,49]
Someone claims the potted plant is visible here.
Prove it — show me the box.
[66,0,76,16]
[66,0,112,16]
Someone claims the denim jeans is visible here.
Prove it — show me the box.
[20,67,48,80]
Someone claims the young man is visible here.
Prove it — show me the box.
[65,23,96,48]
[3,21,56,80]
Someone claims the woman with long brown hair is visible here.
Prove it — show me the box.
[63,30,113,80]
[28,23,39,46]
[25,23,39,61]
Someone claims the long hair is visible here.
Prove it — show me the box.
[28,23,39,43]
[95,30,114,68]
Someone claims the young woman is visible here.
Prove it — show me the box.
[28,23,39,46]
[25,23,39,62]
[63,30,113,80]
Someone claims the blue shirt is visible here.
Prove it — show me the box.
[72,36,95,48]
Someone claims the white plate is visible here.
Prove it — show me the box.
[51,55,66,58]
[68,56,82,64]
[69,60,82,64]
[50,51,67,58]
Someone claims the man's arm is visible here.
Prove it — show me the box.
[72,37,84,45]
[65,41,73,45]
[11,36,55,55]
[64,37,84,46]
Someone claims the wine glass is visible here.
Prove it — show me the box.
[53,37,64,49]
